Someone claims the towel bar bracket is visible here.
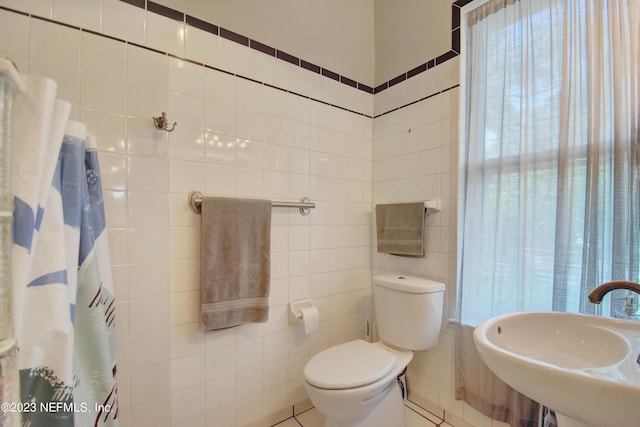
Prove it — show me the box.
[268,196,313,216]
[188,190,315,216]
[189,190,203,214]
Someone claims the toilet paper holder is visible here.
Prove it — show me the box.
[289,298,315,325]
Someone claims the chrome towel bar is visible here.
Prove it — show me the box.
[188,190,315,216]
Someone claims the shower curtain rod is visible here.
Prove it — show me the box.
[188,190,316,216]
[0,57,26,93]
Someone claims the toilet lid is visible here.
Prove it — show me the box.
[304,340,396,390]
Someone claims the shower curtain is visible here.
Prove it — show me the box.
[11,75,118,426]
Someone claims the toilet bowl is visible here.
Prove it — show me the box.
[303,274,445,427]
[304,340,413,427]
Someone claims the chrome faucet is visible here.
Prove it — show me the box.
[588,281,640,306]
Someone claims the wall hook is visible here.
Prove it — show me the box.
[153,112,177,132]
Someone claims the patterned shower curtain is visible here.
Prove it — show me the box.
[11,76,118,426]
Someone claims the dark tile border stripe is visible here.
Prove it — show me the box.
[111,0,465,95]
[301,60,320,74]
[120,0,144,8]
[0,5,373,120]
[250,39,275,56]
[321,68,340,81]
[276,50,299,66]
[388,73,406,88]
[0,3,461,118]
[407,63,427,79]
[186,15,218,35]
[374,83,387,94]
[84,28,127,44]
[341,76,358,89]
[147,1,183,22]
[452,28,461,53]
[220,27,249,46]
[358,83,373,94]
[372,84,460,119]
[436,50,457,65]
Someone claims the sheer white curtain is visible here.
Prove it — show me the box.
[459,0,639,327]
[456,0,639,423]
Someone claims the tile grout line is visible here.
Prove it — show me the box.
[115,0,466,95]
[406,400,450,426]
[405,404,443,426]
[0,5,460,120]
[0,5,374,119]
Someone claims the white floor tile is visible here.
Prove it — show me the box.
[404,401,443,425]
[294,404,441,427]
[295,408,324,427]
[405,405,439,427]
[272,418,301,427]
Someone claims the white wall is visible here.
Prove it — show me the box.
[371,56,462,422]
[371,35,508,427]
[155,0,376,86]
[0,1,374,426]
[374,0,452,85]
[151,0,456,88]
[0,0,506,426]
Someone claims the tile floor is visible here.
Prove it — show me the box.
[273,401,454,427]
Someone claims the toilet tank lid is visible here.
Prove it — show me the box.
[374,274,445,294]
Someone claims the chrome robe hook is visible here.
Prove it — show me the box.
[153,112,177,132]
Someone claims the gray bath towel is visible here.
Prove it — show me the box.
[200,196,272,330]
[375,202,425,256]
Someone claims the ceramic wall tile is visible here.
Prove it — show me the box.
[204,101,235,135]
[168,127,205,162]
[145,11,184,57]
[80,35,126,111]
[184,25,219,66]
[6,3,381,426]
[170,290,200,326]
[128,261,170,299]
[128,294,170,336]
[235,167,263,196]
[129,328,170,369]
[128,156,169,192]
[203,164,236,196]
[216,37,250,77]
[171,387,206,426]
[0,9,29,57]
[170,92,204,131]
[102,0,145,44]
[53,0,101,31]
[0,0,52,17]
[29,18,80,66]
[169,57,204,97]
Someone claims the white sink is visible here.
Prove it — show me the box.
[473,312,640,427]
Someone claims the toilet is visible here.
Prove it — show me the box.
[303,274,445,427]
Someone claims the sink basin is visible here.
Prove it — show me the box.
[474,312,640,427]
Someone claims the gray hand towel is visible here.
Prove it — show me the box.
[200,196,271,330]
[375,202,425,256]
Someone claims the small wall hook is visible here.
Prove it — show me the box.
[153,112,177,132]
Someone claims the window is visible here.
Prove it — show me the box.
[458,0,639,326]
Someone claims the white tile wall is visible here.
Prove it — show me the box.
[0,0,498,425]
[0,2,374,426]
[102,0,145,44]
[371,57,505,427]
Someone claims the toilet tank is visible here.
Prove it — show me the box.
[373,274,445,351]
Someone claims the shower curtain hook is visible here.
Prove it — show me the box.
[152,112,177,132]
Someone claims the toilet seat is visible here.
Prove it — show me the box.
[304,340,396,390]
